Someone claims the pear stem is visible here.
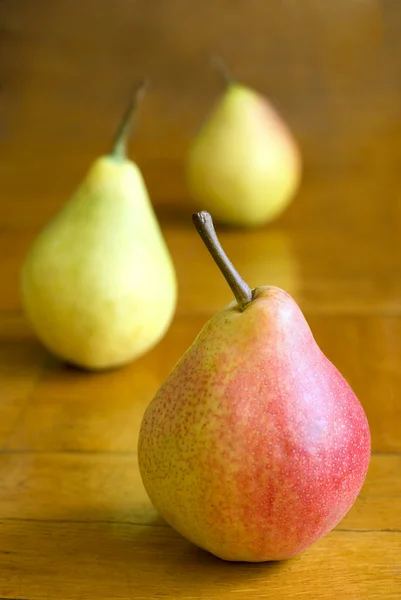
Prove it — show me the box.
[210,54,235,85]
[110,78,149,159]
[192,211,253,311]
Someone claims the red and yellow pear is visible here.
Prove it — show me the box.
[138,211,371,562]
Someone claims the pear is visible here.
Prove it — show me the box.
[138,211,371,562]
[20,81,177,370]
[185,58,302,228]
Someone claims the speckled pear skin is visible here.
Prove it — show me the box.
[137,286,371,562]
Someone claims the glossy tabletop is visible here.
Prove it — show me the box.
[1,1,401,598]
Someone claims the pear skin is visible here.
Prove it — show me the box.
[186,60,302,228]
[138,212,371,562]
[21,82,177,370]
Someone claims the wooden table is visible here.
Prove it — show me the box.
[1,1,401,598]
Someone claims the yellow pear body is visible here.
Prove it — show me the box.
[186,84,301,227]
[21,156,177,370]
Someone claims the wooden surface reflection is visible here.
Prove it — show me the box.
[1,0,401,598]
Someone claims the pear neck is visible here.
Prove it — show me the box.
[192,211,253,311]
[110,79,149,161]
[211,55,235,87]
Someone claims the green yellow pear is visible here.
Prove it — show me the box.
[186,58,302,227]
[20,81,177,370]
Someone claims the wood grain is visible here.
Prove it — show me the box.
[0,522,399,599]
[1,0,401,598]
[0,315,48,445]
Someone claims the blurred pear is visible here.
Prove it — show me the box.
[186,57,302,228]
[21,81,177,370]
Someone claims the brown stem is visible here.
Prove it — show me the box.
[192,211,253,311]
[110,78,149,159]
[210,54,235,86]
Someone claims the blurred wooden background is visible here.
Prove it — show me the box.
[1,0,399,229]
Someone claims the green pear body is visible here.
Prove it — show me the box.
[186,84,301,227]
[21,155,177,370]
